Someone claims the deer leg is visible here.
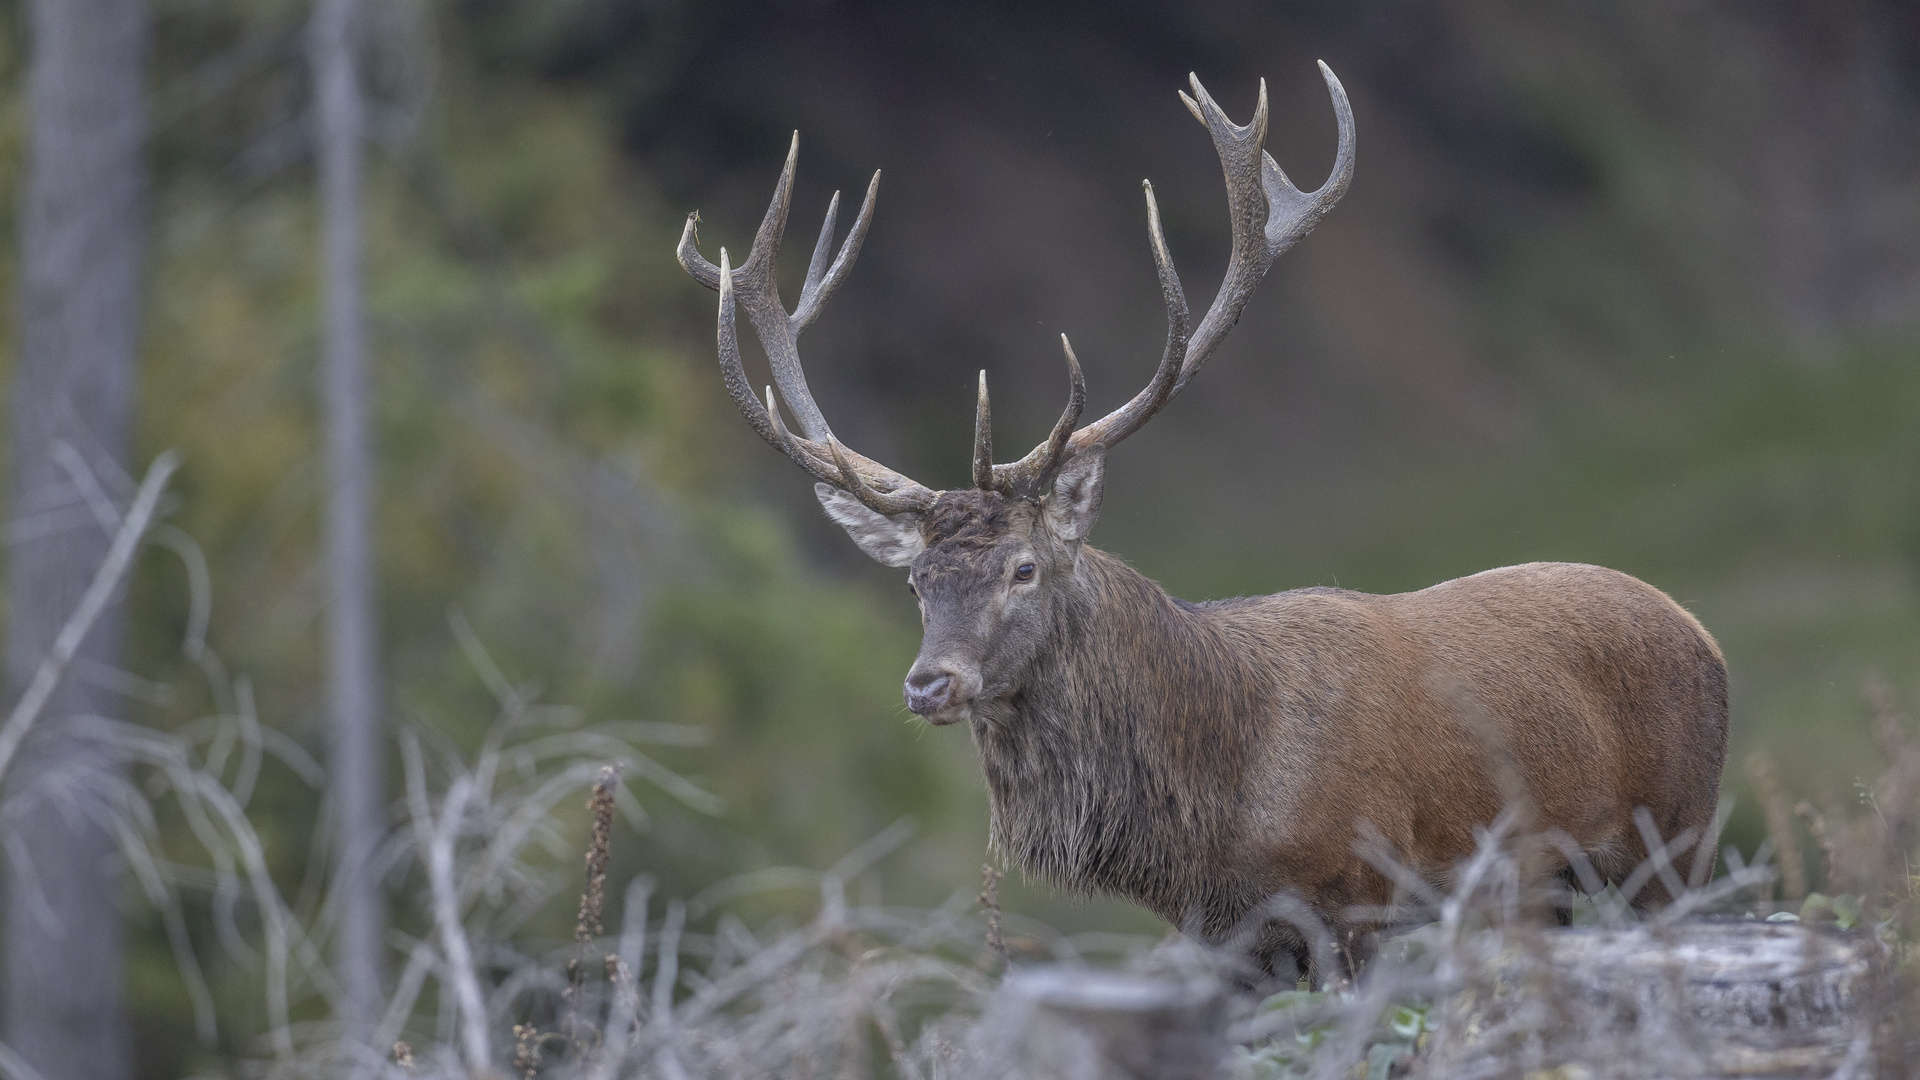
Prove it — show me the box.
[1622,805,1709,911]
[1311,923,1375,990]
[1553,866,1582,926]
[1266,929,1310,989]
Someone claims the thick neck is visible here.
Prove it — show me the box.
[971,546,1263,920]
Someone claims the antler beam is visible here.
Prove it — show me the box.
[677,135,937,515]
[981,63,1355,496]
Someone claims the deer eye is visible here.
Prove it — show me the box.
[1013,563,1036,583]
[907,579,918,597]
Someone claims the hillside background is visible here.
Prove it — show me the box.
[3,0,1919,1072]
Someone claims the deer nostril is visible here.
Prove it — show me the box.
[904,669,955,714]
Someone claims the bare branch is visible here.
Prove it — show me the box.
[0,450,177,789]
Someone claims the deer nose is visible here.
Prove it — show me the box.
[904,668,956,714]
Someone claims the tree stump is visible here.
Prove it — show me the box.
[984,966,1228,1080]
[1426,919,1893,1079]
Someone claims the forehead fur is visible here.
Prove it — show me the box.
[919,489,1037,552]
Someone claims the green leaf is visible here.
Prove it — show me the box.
[1366,1041,1407,1080]
[1387,1004,1428,1039]
[1831,893,1861,930]
[1258,989,1325,1014]
[1799,892,1834,921]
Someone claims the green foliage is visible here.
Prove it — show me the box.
[0,2,979,1070]
[1232,990,1433,1080]
[122,0,980,900]
[1798,891,1858,929]
[1230,990,1332,1080]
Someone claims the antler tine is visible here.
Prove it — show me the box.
[765,386,845,487]
[677,212,721,289]
[674,132,799,291]
[987,334,1087,493]
[792,171,880,335]
[972,371,994,490]
[827,436,936,516]
[1263,62,1355,259]
[1054,178,1189,457]
[802,190,841,301]
[687,150,937,510]
[1041,336,1088,481]
[766,377,937,505]
[748,132,800,276]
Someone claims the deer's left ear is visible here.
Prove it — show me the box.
[816,484,927,566]
[1045,448,1105,542]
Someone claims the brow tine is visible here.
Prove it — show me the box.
[828,436,932,516]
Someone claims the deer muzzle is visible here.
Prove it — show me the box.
[904,662,979,724]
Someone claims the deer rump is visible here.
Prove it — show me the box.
[973,556,1728,980]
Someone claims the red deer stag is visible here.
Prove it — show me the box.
[675,65,1729,983]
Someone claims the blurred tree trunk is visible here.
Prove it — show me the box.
[1,0,145,1078]
[312,0,388,1045]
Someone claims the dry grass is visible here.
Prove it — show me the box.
[2,468,1915,1079]
[11,662,1913,1080]
[325,741,1910,1080]
[12,675,1914,1079]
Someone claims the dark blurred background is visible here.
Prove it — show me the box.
[5,0,1920,1072]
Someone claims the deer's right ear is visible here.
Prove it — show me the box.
[816,484,926,567]
[1045,448,1105,542]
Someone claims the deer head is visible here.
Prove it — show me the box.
[677,66,1355,724]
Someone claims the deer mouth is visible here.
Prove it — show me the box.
[920,701,973,726]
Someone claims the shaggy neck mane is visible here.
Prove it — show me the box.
[970,546,1266,925]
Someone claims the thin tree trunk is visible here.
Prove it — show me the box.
[2,1,145,1078]
[311,0,388,1044]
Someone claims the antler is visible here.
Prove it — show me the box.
[983,62,1356,496]
[677,134,938,515]
[683,66,1354,512]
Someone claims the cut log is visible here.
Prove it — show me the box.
[1425,919,1892,1079]
[984,921,1893,1079]
[1546,920,1880,1030]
